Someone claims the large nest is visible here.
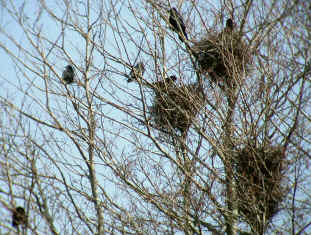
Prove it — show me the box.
[150,82,206,136]
[191,30,252,89]
[235,145,288,233]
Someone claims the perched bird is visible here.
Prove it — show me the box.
[164,75,177,84]
[218,18,234,40]
[226,18,233,31]
[127,62,145,83]
[12,207,27,228]
[168,8,188,41]
[62,65,74,84]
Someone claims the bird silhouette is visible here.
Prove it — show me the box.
[62,65,74,84]
[165,75,177,83]
[12,207,27,227]
[226,18,233,30]
[169,8,188,41]
[127,62,145,82]
[226,18,233,31]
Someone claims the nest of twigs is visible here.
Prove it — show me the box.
[150,82,206,136]
[235,145,287,233]
[191,31,252,89]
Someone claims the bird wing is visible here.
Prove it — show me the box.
[174,11,185,29]
[170,10,187,40]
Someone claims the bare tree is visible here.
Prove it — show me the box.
[0,0,310,234]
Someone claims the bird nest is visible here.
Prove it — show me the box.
[235,145,287,233]
[191,31,252,89]
[150,82,205,136]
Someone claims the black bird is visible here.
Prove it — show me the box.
[62,65,74,84]
[127,62,145,83]
[165,75,177,83]
[12,207,27,227]
[168,8,188,41]
[225,18,233,31]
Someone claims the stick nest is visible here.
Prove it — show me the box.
[191,31,252,88]
[235,145,288,233]
[150,82,206,135]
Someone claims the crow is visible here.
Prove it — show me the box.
[12,207,27,227]
[226,18,233,31]
[62,65,74,84]
[165,75,177,83]
[169,8,188,41]
[127,62,145,83]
